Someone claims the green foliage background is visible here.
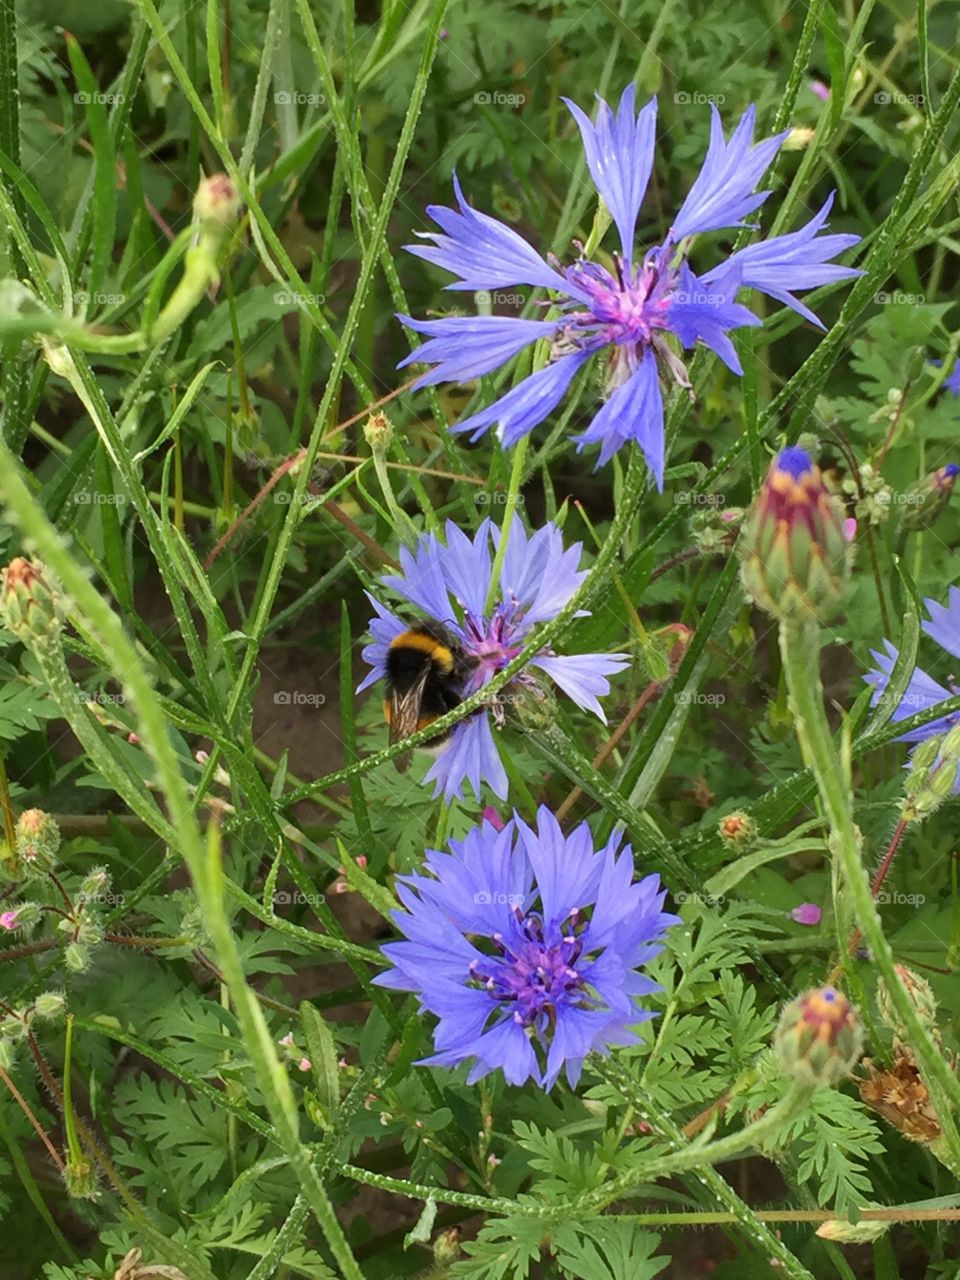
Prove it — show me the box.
[1,0,960,1277]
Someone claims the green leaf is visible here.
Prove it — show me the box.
[553,1220,669,1280]
[299,1000,340,1130]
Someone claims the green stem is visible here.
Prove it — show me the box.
[484,434,528,613]
[779,619,960,1169]
[571,1080,813,1216]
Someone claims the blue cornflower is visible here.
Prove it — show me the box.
[359,520,628,802]
[865,587,960,784]
[399,86,861,488]
[374,807,680,1088]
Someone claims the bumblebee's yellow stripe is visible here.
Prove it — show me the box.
[389,630,455,673]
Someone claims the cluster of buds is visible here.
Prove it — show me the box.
[740,448,852,624]
[689,505,743,556]
[876,964,940,1045]
[898,463,959,535]
[0,989,66,1068]
[717,810,758,852]
[840,463,892,528]
[901,727,960,823]
[0,558,67,647]
[774,986,863,1086]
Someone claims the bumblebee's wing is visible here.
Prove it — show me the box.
[387,663,431,745]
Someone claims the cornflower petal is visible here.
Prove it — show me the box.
[453,351,592,445]
[424,713,508,802]
[397,314,562,388]
[529,653,630,721]
[665,263,760,373]
[575,347,665,483]
[922,585,960,661]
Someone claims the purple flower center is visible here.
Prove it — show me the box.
[471,911,590,1028]
[461,601,528,689]
[561,251,676,349]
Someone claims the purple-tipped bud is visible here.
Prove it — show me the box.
[899,464,959,534]
[739,449,851,623]
[775,986,863,1085]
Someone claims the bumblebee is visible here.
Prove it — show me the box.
[384,623,471,767]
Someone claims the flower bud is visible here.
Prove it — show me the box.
[774,986,863,1085]
[903,724,960,821]
[718,810,758,851]
[16,809,61,868]
[364,411,395,454]
[193,174,241,234]
[1,559,65,644]
[876,964,939,1041]
[898,464,958,535]
[816,1218,888,1243]
[64,942,90,974]
[78,866,110,906]
[63,1155,100,1201]
[0,901,40,933]
[33,990,66,1021]
[433,1226,462,1264]
[739,449,851,623]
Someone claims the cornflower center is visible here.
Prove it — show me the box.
[561,248,677,349]
[470,909,590,1029]
[461,600,527,690]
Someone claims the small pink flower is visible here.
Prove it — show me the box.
[127,732,140,745]
[0,910,19,930]
[843,517,857,542]
[810,79,830,101]
[297,1056,312,1072]
[481,806,505,831]
[789,902,822,926]
[279,1032,295,1047]
[356,855,368,869]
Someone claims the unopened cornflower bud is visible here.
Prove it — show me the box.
[1,558,65,644]
[63,1155,100,1201]
[898,463,959,534]
[33,990,66,1021]
[718,810,758,851]
[739,448,851,623]
[193,174,241,233]
[16,808,61,869]
[364,411,395,453]
[876,964,939,1041]
[64,941,90,974]
[775,986,863,1085]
